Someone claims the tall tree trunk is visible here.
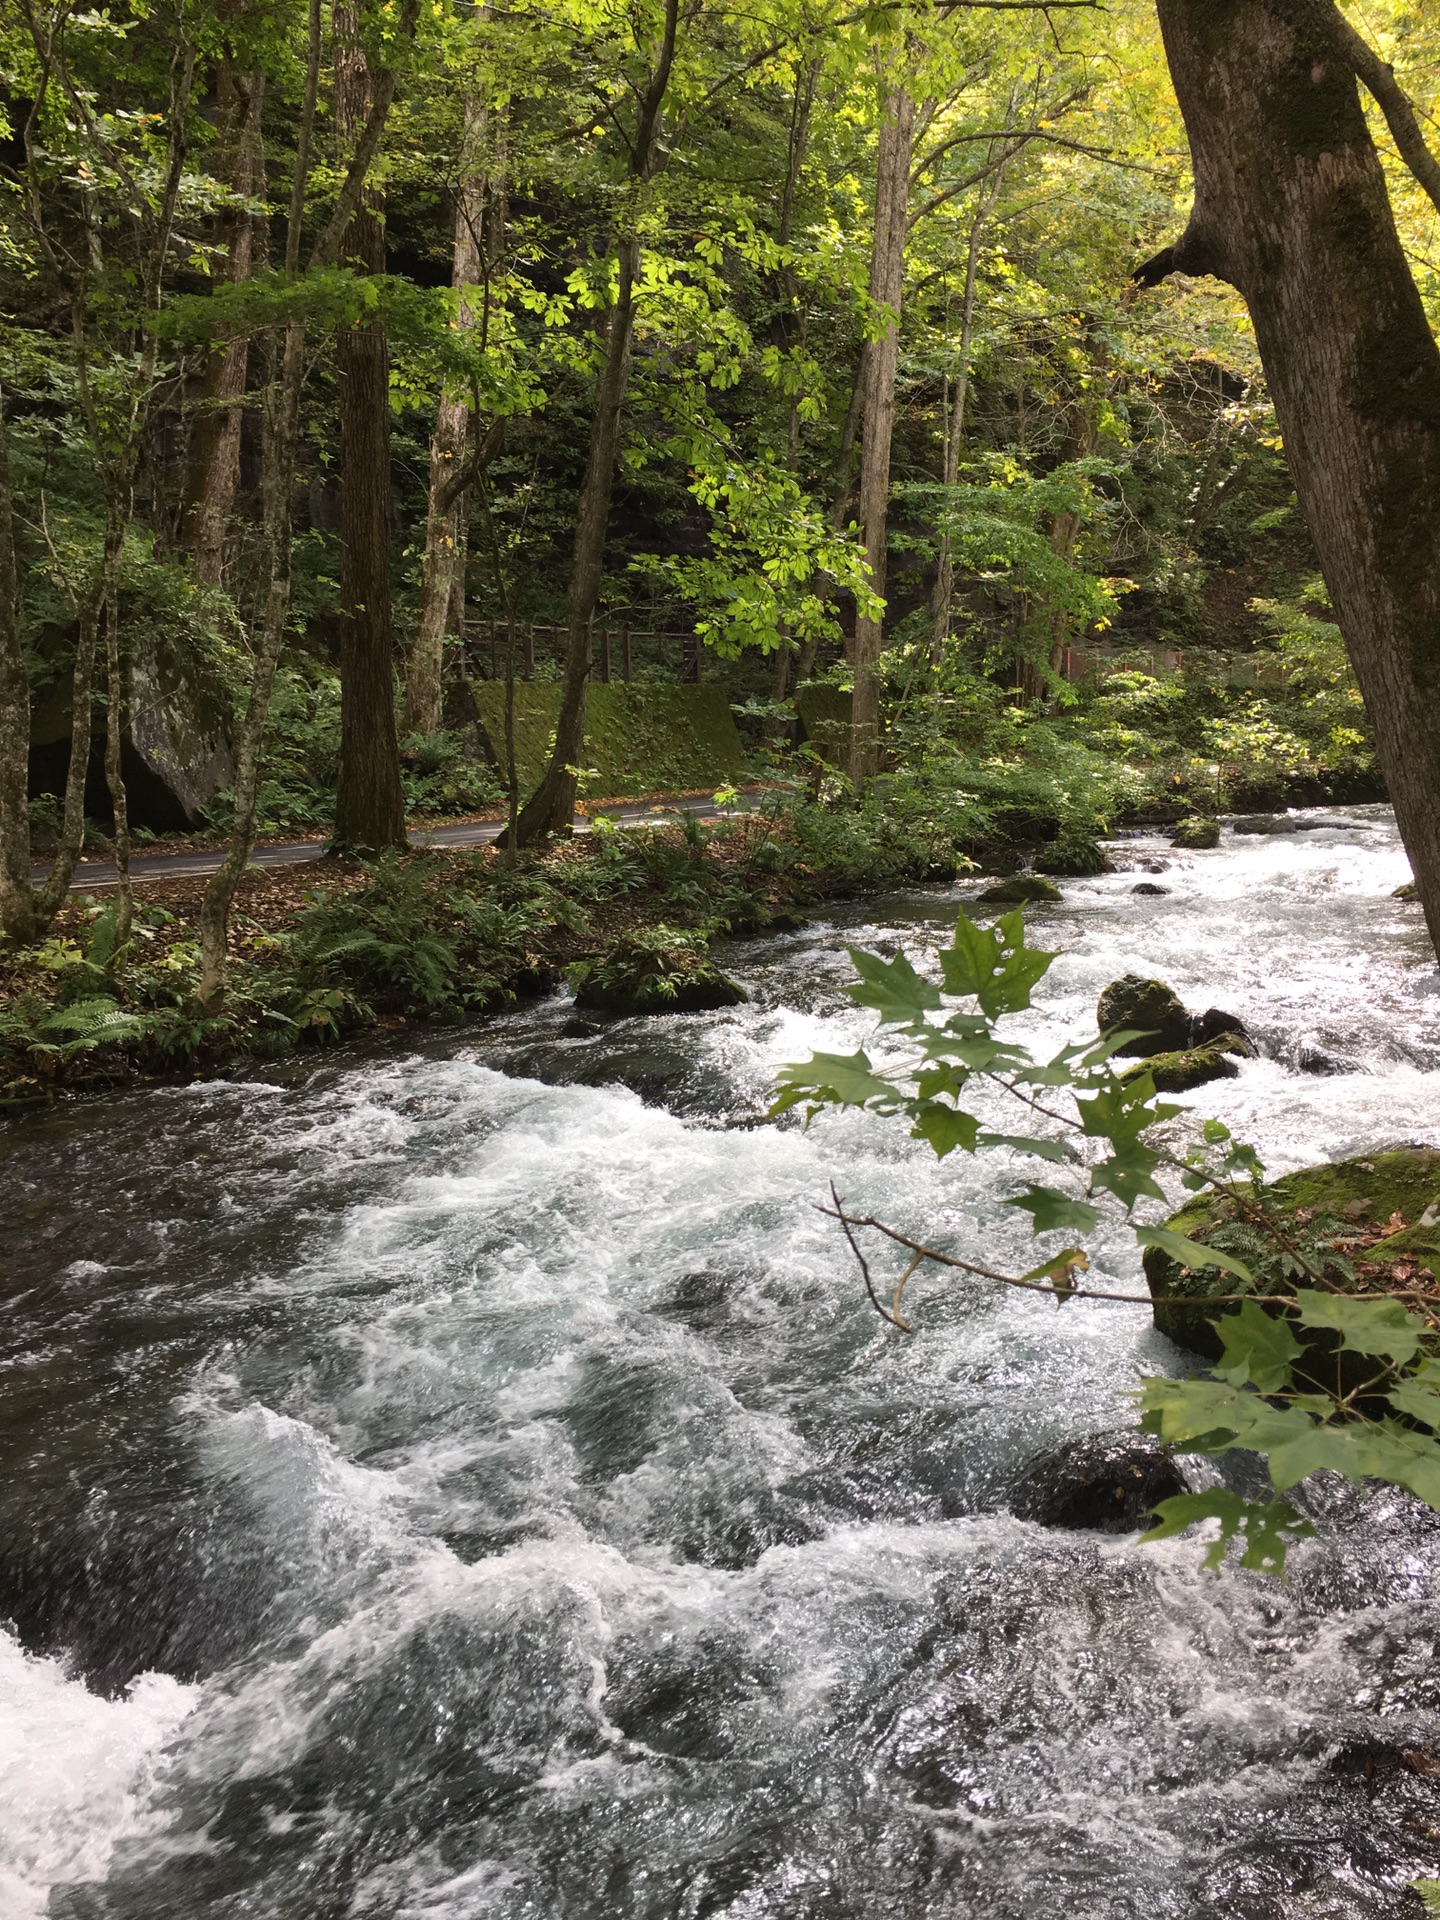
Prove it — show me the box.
[332,3,407,852]
[198,0,323,1007]
[0,384,35,944]
[512,236,639,842]
[1141,0,1440,956]
[404,94,488,738]
[512,0,679,845]
[930,167,1005,661]
[182,59,265,586]
[846,79,913,788]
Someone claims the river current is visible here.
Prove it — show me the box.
[3,807,1439,1920]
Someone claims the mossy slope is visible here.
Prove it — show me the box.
[469,683,745,798]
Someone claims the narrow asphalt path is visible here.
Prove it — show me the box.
[36,790,766,891]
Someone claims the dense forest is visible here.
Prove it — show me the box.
[2,0,1438,990]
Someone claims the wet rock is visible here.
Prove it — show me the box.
[1120,1037,1246,1094]
[1295,1042,1358,1075]
[1171,816,1220,849]
[1131,882,1170,896]
[1394,880,1420,902]
[1191,1006,1251,1048]
[1232,812,1363,835]
[1144,1146,1440,1360]
[975,874,1062,905]
[1010,1431,1187,1532]
[1231,813,1286,834]
[575,966,747,1016]
[1096,974,1193,1055]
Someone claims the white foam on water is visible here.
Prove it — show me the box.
[0,1628,195,1916]
[4,806,1438,1917]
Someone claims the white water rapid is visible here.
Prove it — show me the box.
[2,805,1438,1919]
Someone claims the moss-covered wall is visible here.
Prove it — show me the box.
[794,685,852,764]
[467,681,746,798]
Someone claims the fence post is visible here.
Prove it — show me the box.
[524,622,535,679]
[621,627,631,682]
[600,625,611,683]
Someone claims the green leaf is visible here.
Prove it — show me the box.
[1293,1290,1426,1365]
[1136,1226,1256,1285]
[1412,1881,1440,1918]
[976,1133,1074,1162]
[939,913,999,1000]
[1089,1145,1167,1209]
[845,946,942,1025]
[769,1049,901,1118]
[910,1102,980,1159]
[1004,1184,1104,1235]
[1020,1248,1090,1303]
[1211,1300,1302,1391]
[1142,1488,1314,1575]
[1386,1377,1440,1432]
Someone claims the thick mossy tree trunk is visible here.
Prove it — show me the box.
[181,59,265,586]
[404,94,489,738]
[0,385,34,945]
[1142,0,1440,955]
[845,79,913,790]
[332,6,408,852]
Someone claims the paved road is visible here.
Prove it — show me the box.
[40,790,765,891]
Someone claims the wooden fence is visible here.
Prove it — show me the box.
[461,620,704,684]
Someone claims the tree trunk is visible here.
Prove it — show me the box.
[0,384,34,945]
[332,4,407,852]
[846,80,913,788]
[181,59,265,586]
[404,93,488,737]
[512,236,638,842]
[1142,0,1440,956]
[930,168,1005,661]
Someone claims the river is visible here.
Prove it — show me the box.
[3,806,1439,1920]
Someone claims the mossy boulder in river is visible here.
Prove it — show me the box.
[1034,837,1114,878]
[975,874,1062,905]
[1120,1036,1248,1094]
[1144,1147,1440,1361]
[1171,817,1219,849]
[1097,973,1250,1064]
[573,928,748,1016]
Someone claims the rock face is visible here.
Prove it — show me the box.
[1010,1431,1188,1532]
[1143,1146,1440,1360]
[975,875,1062,905]
[29,645,234,832]
[1170,817,1219,849]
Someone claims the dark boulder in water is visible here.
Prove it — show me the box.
[1010,1431,1188,1533]
[1096,973,1193,1055]
[1131,881,1170,896]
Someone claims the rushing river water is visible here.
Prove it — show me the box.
[4,807,1440,1920]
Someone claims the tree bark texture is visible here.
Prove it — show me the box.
[1147,0,1440,955]
[513,236,639,842]
[0,387,34,943]
[846,81,913,788]
[404,95,488,737]
[332,6,408,851]
[182,59,265,586]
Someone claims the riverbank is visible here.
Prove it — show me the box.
[0,792,965,1106]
